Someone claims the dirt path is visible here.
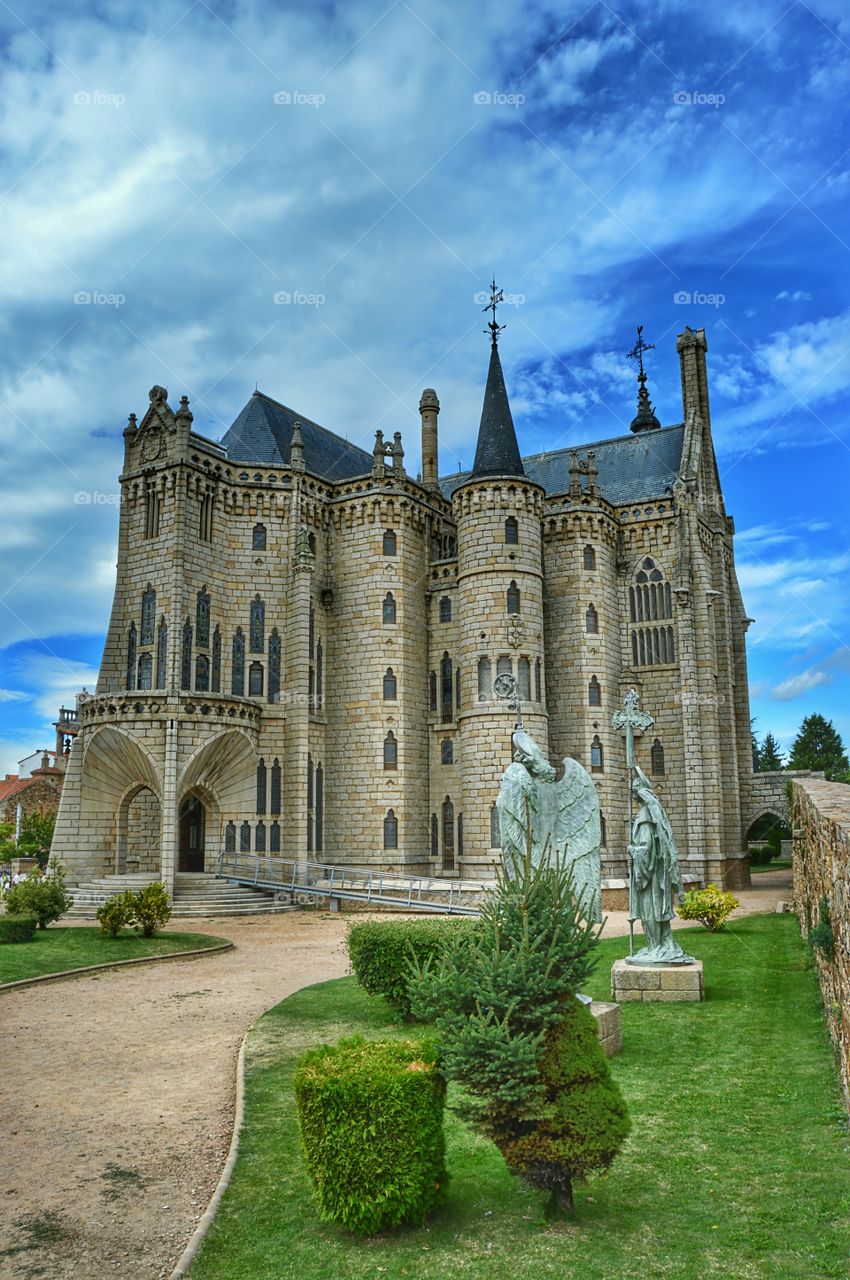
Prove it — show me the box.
[0,871,792,1280]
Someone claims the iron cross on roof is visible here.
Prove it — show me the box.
[483,278,506,346]
[627,324,655,382]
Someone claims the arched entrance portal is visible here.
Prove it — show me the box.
[179,795,206,872]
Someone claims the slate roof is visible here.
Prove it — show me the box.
[440,424,685,504]
[219,391,373,482]
[471,342,525,479]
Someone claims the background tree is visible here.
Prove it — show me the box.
[788,714,850,781]
[759,732,785,771]
[751,718,760,771]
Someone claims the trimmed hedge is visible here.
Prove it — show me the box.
[294,1036,446,1235]
[0,914,38,944]
[347,918,479,1019]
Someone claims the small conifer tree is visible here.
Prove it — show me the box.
[759,732,784,771]
[789,714,849,780]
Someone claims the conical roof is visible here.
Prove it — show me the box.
[471,341,525,478]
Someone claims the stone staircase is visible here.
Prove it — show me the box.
[66,873,294,919]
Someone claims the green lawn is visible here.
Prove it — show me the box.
[750,860,793,873]
[0,926,228,984]
[189,915,850,1280]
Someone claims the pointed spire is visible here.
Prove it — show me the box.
[471,289,524,478]
[628,325,661,433]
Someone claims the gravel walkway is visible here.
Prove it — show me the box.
[0,871,792,1279]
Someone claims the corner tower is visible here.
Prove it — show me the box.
[452,291,546,875]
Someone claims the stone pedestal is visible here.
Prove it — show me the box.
[590,1000,622,1055]
[611,958,704,1002]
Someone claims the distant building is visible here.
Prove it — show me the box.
[52,320,780,895]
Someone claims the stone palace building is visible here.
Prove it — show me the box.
[53,319,781,894]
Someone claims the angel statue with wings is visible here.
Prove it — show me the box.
[495,727,602,923]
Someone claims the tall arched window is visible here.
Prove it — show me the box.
[211,625,221,692]
[383,667,397,700]
[431,814,439,859]
[504,516,518,545]
[255,821,266,852]
[252,523,267,550]
[224,822,236,853]
[441,739,454,765]
[307,755,314,854]
[506,580,521,614]
[382,592,396,624]
[270,821,281,852]
[141,586,156,645]
[583,545,596,571]
[600,813,607,847]
[442,797,455,870]
[181,619,193,690]
[535,658,542,702]
[477,656,492,701]
[239,820,251,852]
[196,587,210,647]
[137,652,152,690]
[195,654,209,692]
[629,558,675,667]
[249,662,263,696]
[383,809,398,849]
[156,618,167,690]
[316,763,324,852]
[585,604,599,634]
[651,738,666,775]
[455,667,461,710]
[588,675,601,706]
[517,657,531,700]
[271,759,281,814]
[232,628,245,696]
[382,529,397,556]
[316,639,323,711]
[490,803,501,849]
[590,735,604,772]
[268,629,281,703]
[250,595,265,652]
[429,670,437,711]
[257,759,267,814]
[439,596,452,622]
[383,731,397,769]
[441,652,453,723]
[497,655,512,680]
[127,622,137,690]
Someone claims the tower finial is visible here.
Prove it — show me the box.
[482,278,506,347]
[627,324,661,433]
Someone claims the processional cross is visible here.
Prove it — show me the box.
[612,688,654,954]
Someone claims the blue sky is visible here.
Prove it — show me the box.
[0,0,849,772]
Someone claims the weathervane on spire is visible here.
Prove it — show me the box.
[628,324,655,381]
[627,324,661,433]
[483,278,506,347]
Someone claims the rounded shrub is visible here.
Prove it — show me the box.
[96,891,136,938]
[0,914,38,944]
[677,883,739,930]
[294,1035,447,1235]
[5,863,71,929]
[347,918,479,1020]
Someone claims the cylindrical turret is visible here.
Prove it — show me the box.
[419,389,440,489]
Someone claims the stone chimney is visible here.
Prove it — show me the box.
[419,388,440,489]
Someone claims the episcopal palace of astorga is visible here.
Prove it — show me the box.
[52,323,786,901]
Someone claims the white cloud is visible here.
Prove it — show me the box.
[775,290,812,302]
[0,689,26,703]
[772,669,832,700]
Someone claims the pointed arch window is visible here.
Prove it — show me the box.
[196,587,210,647]
[585,604,599,634]
[431,814,439,859]
[127,622,137,691]
[270,821,281,853]
[232,628,245,696]
[316,763,324,852]
[383,592,396,624]
[382,529,397,556]
[590,735,604,772]
[535,658,542,702]
[442,797,455,871]
[268,628,281,704]
[316,640,323,711]
[477,656,492,702]
[490,803,501,849]
[250,595,265,653]
[255,821,266,852]
[441,652,453,723]
[199,490,214,542]
[257,758,267,814]
[269,759,281,815]
[240,821,251,852]
[588,675,601,706]
[383,809,398,849]
[224,821,236,853]
[383,667,397,700]
[309,604,315,658]
[211,626,221,692]
[144,484,160,539]
[252,523,267,550]
[181,619,193,690]
[600,813,607,847]
[249,662,264,697]
[156,618,167,690]
[441,739,454,765]
[141,586,156,645]
[517,657,531,701]
[439,596,452,622]
[629,558,675,666]
[429,670,437,711]
[383,731,397,770]
[137,652,152,690]
[504,516,519,545]
[455,667,461,710]
[307,755,314,853]
[506,580,521,614]
[651,738,666,776]
[497,655,512,680]
[583,545,596,571]
[195,654,209,692]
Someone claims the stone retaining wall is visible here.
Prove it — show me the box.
[791,777,850,1112]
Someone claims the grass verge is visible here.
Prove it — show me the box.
[0,926,228,984]
[188,915,850,1280]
